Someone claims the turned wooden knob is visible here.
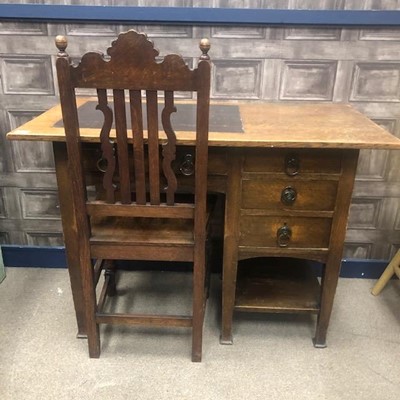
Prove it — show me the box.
[199,38,211,60]
[55,35,68,56]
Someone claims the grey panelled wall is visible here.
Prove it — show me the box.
[1,0,400,260]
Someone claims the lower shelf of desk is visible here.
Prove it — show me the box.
[234,258,321,314]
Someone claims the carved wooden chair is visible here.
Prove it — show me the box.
[55,30,211,362]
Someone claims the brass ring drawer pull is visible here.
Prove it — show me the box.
[285,153,300,176]
[277,223,292,247]
[180,153,195,176]
[96,157,108,173]
[281,186,297,205]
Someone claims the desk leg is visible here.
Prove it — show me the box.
[53,142,87,338]
[221,153,242,345]
[221,246,239,344]
[313,150,359,347]
[313,259,340,348]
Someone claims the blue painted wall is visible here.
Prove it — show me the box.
[0,4,400,26]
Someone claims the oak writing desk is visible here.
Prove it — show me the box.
[8,99,400,348]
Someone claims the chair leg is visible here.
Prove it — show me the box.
[83,256,101,358]
[191,249,206,362]
[105,260,117,297]
[371,249,400,296]
[205,239,212,299]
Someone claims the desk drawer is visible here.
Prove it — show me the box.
[82,144,228,176]
[241,179,338,211]
[243,149,342,175]
[239,216,331,249]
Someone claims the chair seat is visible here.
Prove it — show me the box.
[90,216,195,246]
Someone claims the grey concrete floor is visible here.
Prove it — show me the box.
[0,267,399,400]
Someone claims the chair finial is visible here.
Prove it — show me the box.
[199,38,211,61]
[55,35,68,57]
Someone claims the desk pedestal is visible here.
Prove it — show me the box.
[221,148,359,347]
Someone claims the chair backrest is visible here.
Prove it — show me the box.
[55,30,211,232]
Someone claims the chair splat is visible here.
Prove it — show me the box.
[129,89,146,205]
[162,90,178,206]
[96,88,115,204]
[114,89,131,204]
[146,89,160,205]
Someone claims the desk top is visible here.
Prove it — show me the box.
[7,97,400,150]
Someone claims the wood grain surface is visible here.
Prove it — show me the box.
[8,99,400,150]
